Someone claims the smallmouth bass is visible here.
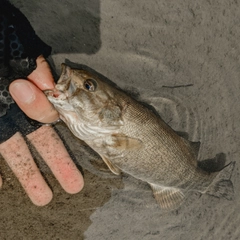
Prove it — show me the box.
[45,64,231,210]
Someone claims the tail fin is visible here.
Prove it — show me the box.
[206,161,235,200]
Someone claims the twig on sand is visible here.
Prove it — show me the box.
[162,84,193,89]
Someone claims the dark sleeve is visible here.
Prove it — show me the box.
[0,0,52,143]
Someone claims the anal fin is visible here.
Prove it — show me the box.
[150,184,185,210]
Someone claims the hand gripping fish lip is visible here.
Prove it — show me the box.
[44,67,78,101]
[44,79,76,101]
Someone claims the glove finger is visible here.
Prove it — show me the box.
[27,125,84,194]
[10,80,59,123]
[0,132,53,206]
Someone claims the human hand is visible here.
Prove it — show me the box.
[0,0,84,206]
[0,56,84,206]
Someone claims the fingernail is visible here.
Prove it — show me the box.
[11,82,35,103]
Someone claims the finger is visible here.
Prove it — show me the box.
[27,55,55,90]
[0,132,53,206]
[9,80,59,123]
[27,126,84,194]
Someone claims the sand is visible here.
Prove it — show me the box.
[1,0,240,239]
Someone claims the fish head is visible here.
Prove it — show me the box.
[45,64,124,140]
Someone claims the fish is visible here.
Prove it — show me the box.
[45,64,231,210]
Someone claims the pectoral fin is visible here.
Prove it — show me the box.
[150,184,185,210]
[88,135,142,175]
[90,135,142,152]
[110,134,142,151]
[100,155,121,175]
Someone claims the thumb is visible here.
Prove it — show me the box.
[9,80,59,123]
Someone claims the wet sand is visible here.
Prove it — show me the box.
[1,0,240,239]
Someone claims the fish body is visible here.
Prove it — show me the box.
[46,64,220,209]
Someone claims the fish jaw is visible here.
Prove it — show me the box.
[45,89,73,111]
[44,64,81,113]
[55,63,72,92]
[44,88,79,130]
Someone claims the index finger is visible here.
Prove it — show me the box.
[27,55,55,90]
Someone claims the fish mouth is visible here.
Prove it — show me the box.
[44,64,77,101]
[44,89,67,101]
[44,80,76,101]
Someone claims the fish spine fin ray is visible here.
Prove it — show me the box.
[150,184,185,210]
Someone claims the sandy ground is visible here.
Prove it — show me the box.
[1,0,240,239]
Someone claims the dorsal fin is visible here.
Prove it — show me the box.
[190,141,201,157]
[181,137,200,160]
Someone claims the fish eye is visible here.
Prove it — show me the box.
[84,79,97,92]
